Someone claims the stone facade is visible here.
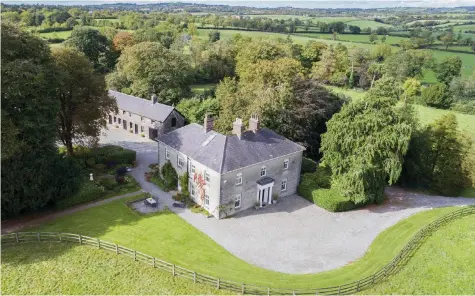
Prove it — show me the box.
[108,107,185,140]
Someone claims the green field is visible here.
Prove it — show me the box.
[246,15,357,22]
[295,32,408,45]
[345,20,393,29]
[37,30,72,39]
[94,18,121,23]
[430,45,474,52]
[26,193,463,290]
[1,243,232,295]
[363,214,475,294]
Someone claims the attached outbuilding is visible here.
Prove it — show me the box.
[108,90,185,140]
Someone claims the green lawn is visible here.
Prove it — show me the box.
[1,243,232,295]
[190,83,217,94]
[362,215,475,294]
[27,193,462,290]
[430,45,474,52]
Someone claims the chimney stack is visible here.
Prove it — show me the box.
[249,114,260,133]
[232,118,244,139]
[151,94,158,105]
[204,113,214,133]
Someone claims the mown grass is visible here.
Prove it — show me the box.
[362,214,475,294]
[1,243,233,295]
[37,30,72,39]
[28,194,462,289]
[345,20,393,29]
[295,32,408,45]
[190,83,217,94]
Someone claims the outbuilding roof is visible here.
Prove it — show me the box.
[157,123,305,174]
[109,90,175,122]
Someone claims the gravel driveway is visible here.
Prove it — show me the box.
[100,127,475,274]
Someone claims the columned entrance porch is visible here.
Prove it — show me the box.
[256,177,275,207]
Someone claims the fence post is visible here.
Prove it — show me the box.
[315,290,318,295]
[37,232,40,241]
[268,287,270,296]
[356,280,360,292]
[59,233,62,242]
[338,285,341,295]
[134,250,136,261]
[372,274,376,284]
[15,232,19,243]
[193,272,196,283]
[293,290,296,296]
[97,238,101,249]
[216,278,220,290]
[242,283,245,295]
[115,244,118,254]
[153,257,156,268]
[172,264,175,276]
[79,234,82,245]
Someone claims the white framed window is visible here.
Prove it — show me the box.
[178,158,184,168]
[281,179,287,191]
[234,193,241,209]
[141,126,144,132]
[283,159,289,170]
[236,173,242,186]
[204,194,210,209]
[260,166,267,177]
[165,148,170,160]
[190,164,195,175]
[128,112,132,116]
[204,171,210,182]
[190,182,196,197]
[141,116,144,121]
[122,110,126,115]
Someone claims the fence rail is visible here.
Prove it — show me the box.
[2,205,474,295]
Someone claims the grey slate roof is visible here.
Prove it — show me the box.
[109,90,174,122]
[157,123,305,174]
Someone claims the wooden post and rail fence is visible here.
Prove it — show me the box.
[2,205,474,295]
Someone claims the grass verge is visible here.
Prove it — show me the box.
[27,194,463,289]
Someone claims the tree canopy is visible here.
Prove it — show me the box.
[320,97,414,204]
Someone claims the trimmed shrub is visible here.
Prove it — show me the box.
[180,172,190,197]
[298,172,356,212]
[55,182,105,210]
[301,157,317,173]
[161,161,178,190]
[90,145,136,167]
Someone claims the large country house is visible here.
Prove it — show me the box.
[157,115,305,219]
[108,90,185,140]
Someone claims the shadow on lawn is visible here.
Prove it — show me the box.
[1,196,176,265]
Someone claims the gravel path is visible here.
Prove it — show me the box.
[9,127,473,275]
[99,128,475,274]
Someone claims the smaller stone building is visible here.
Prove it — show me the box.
[108,90,185,140]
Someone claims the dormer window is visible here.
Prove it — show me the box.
[283,159,289,170]
[260,166,266,177]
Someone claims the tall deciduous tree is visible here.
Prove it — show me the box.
[311,44,349,86]
[66,27,117,73]
[400,113,473,196]
[106,42,191,104]
[320,97,414,204]
[53,47,117,156]
[435,56,462,86]
[1,23,82,217]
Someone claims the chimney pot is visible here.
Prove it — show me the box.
[249,114,260,133]
[204,113,214,133]
[232,118,245,139]
[151,94,158,104]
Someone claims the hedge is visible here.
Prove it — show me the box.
[55,181,104,210]
[301,157,317,174]
[89,145,136,167]
[298,172,356,212]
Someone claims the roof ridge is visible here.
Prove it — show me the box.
[219,136,228,174]
[108,89,173,109]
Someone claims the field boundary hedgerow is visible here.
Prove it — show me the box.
[2,205,474,295]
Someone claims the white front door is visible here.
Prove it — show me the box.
[257,184,273,207]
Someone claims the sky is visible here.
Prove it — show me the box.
[3,0,475,8]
